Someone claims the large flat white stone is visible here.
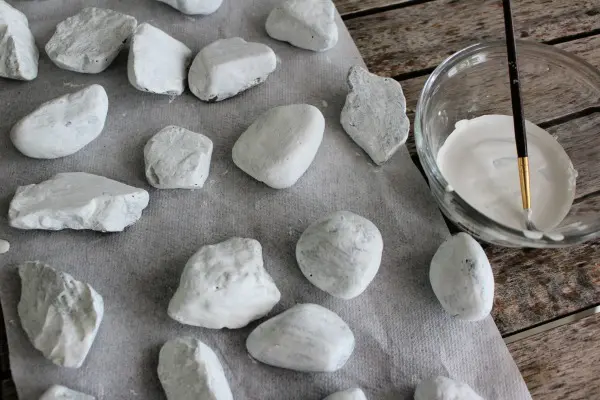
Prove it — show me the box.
[9,172,149,232]
[40,385,95,400]
[10,84,108,159]
[0,1,38,80]
[414,376,483,400]
[323,388,367,400]
[18,261,104,368]
[157,0,223,15]
[45,8,137,74]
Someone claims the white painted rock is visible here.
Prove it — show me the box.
[9,172,149,232]
[158,337,233,400]
[18,261,104,368]
[246,303,355,372]
[0,1,38,80]
[266,0,338,52]
[10,85,108,159]
[414,376,484,400]
[0,239,9,254]
[157,0,223,15]
[324,388,368,400]
[232,104,324,189]
[40,385,95,400]
[144,125,213,189]
[188,37,276,102]
[341,65,409,165]
[45,8,137,74]
[429,233,494,321]
[168,237,281,329]
[296,211,383,299]
[128,23,192,96]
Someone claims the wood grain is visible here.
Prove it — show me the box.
[335,0,416,17]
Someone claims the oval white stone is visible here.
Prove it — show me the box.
[429,233,494,321]
[296,211,383,299]
[323,388,367,400]
[0,1,38,80]
[157,0,223,15]
[0,239,9,254]
[40,385,95,400]
[414,376,483,400]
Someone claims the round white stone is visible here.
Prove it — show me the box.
[323,388,367,400]
[414,376,483,400]
[0,239,9,254]
[156,0,223,15]
[40,385,95,400]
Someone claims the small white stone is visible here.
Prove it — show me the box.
[266,0,338,52]
[128,23,192,96]
[232,104,324,189]
[246,303,355,372]
[414,376,483,400]
[0,1,38,80]
[144,126,213,189]
[10,85,108,159]
[18,261,104,368]
[0,239,9,254]
[429,233,494,321]
[296,211,383,299]
[324,388,368,400]
[341,65,409,165]
[188,37,276,102]
[40,385,95,400]
[45,8,137,74]
[168,237,281,329]
[9,172,149,232]
[157,0,223,15]
[158,337,233,400]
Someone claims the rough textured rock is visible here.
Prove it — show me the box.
[232,104,324,189]
[168,237,281,329]
[18,261,104,368]
[157,0,223,15]
[429,233,494,321]
[128,23,192,96]
[0,1,38,80]
[45,8,137,74]
[40,385,95,400]
[246,303,355,372]
[10,85,109,159]
[324,388,368,400]
[0,239,9,254]
[414,376,484,400]
[296,211,383,299]
[266,0,338,52]
[158,337,233,400]
[9,172,149,232]
[341,65,409,165]
[188,37,276,102]
[144,125,213,189]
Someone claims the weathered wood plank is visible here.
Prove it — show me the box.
[335,0,415,17]
[345,0,600,77]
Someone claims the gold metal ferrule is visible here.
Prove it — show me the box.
[518,157,531,210]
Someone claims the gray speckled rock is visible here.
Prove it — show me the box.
[0,1,38,80]
[45,8,137,74]
[40,385,95,400]
[429,233,494,321]
[246,303,355,372]
[296,211,383,299]
[10,85,108,159]
[324,388,368,400]
[414,376,484,400]
[168,237,281,329]
[158,337,233,400]
[144,126,213,189]
[188,37,276,102]
[266,0,338,52]
[18,262,104,368]
[341,65,409,165]
[157,0,223,15]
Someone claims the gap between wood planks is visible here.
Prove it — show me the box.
[341,0,438,21]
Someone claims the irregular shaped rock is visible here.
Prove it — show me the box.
[232,104,324,189]
[144,126,213,189]
[266,0,338,52]
[128,23,192,96]
[158,337,233,400]
[324,388,367,400]
[9,172,149,232]
[0,1,38,80]
[40,385,95,400]
[18,261,104,368]
[246,303,355,372]
[414,376,484,400]
[0,239,9,254]
[168,237,281,329]
[188,37,276,102]
[45,8,137,74]
[157,0,223,15]
[341,65,410,165]
[429,233,494,321]
[296,211,383,299]
[10,85,108,159]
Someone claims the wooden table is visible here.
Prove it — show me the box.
[2,0,600,398]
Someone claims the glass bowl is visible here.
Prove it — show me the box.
[415,40,600,248]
